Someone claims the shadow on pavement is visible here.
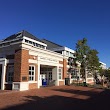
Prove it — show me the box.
[2,88,110,110]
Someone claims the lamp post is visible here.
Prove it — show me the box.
[83,55,87,85]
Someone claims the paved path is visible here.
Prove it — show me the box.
[0,85,110,110]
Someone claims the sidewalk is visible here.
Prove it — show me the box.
[0,85,110,110]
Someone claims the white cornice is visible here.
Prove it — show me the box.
[23,36,47,47]
[21,43,64,59]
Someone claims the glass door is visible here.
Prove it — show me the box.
[47,68,52,85]
[48,72,52,81]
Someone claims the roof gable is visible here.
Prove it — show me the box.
[4,30,44,43]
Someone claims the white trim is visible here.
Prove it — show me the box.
[22,43,64,59]
[37,63,40,88]
[12,81,38,91]
[100,61,106,65]
[0,58,7,65]
[58,64,63,67]
[56,66,59,86]
[12,82,29,91]
[59,79,64,81]
[0,58,7,90]
[50,46,75,54]
[29,59,38,64]
[28,81,38,83]
[29,59,63,67]
[1,65,6,90]
[64,47,75,53]
[23,36,47,47]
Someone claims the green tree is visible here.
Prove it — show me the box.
[86,49,100,76]
[98,67,105,77]
[75,38,90,79]
[105,69,110,80]
[75,38,100,82]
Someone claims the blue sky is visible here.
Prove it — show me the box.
[0,0,110,67]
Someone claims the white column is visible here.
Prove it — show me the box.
[68,51,70,57]
[37,63,40,89]
[56,66,59,86]
[52,66,59,86]
[1,65,6,90]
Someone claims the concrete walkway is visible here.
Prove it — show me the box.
[0,85,110,110]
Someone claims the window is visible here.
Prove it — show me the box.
[7,65,14,82]
[29,65,35,81]
[49,72,52,80]
[29,41,32,44]
[70,52,73,57]
[59,68,62,79]
[33,42,36,46]
[25,39,29,43]
[66,51,69,56]
[37,44,41,47]
[55,51,62,54]
[71,70,76,79]
[71,69,79,79]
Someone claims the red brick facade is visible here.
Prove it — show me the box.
[29,83,38,89]
[5,49,68,90]
[29,55,38,60]
[63,59,67,79]
[59,81,64,86]
[13,49,29,82]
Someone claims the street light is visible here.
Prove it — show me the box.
[83,55,87,86]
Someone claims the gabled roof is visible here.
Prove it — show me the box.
[42,39,62,49]
[4,30,44,43]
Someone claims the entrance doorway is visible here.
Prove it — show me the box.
[0,65,2,89]
[40,67,55,87]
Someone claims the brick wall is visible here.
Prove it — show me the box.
[63,59,67,79]
[29,55,38,60]
[29,83,38,89]
[5,84,12,90]
[59,80,64,86]
[13,49,29,82]
[35,64,38,81]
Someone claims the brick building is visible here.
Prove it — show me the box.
[0,30,69,91]
[0,30,97,91]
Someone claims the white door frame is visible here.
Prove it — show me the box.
[0,58,7,90]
